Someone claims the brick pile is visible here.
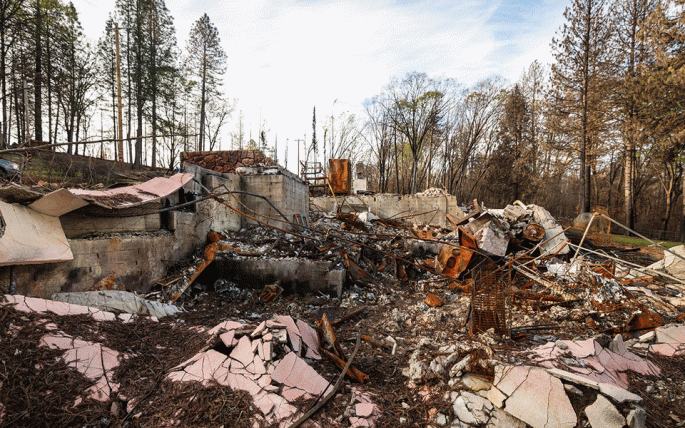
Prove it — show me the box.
[181,150,274,174]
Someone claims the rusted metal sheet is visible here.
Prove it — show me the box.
[625,309,663,333]
[436,245,472,277]
[328,159,351,195]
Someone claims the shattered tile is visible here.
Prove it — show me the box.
[296,319,321,360]
[251,320,267,337]
[230,336,255,367]
[208,320,244,336]
[220,330,237,348]
[271,352,332,396]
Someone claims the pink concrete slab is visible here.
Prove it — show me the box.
[355,403,376,418]
[208,320,244,336]
[656,325,685,344]
[503,367,576,428]
[266,320,287,329]
[263,341,273,361]
[234,373,262,396]
[349,417,374,427]
[494,365,529,396]
[650,343,684,357]
[564,339,597,358]
[68,173,192,209]
[4,295,117,321]
[0,201,73,265]
[271,352,332,396]
[172,352,205,371]
[253,390,276,415]
[281,387,309,402]
[182,351,228,382]
[274,316,302,353]
[220,330,236,348]
[252,339,261,353]
[230,336,255,367]
[270,396,299,423]
[582,356,606,374]
[251,321,267,337]
[253,355,267,376]
[263,333,273,341]
[257,374,272,388]
[296,319,321,360]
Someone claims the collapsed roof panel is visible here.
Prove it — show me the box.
[0,200,73,266]
[68,173,193,210]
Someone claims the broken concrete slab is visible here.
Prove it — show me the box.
[271,351,332,397]
[530,204,569,256]
[4,294,117,321]
[585,394,625,428]
[51,290,182,319]
[598,382,643,404]
[41,332,121,402]
[494,365,576,428]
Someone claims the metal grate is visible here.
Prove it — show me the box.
[471,266,511,337]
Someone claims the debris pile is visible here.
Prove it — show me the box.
[2,192,685,427]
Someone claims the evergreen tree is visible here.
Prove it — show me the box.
[187,13,225,152]
[550,0,614,212]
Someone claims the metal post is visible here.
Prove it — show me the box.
[23,79,30,145]
[114,22,124,167]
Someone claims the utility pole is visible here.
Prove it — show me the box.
[114,22,124,167]
[295,137,305,178]
[23,79,30,145]
[285,137,289,170]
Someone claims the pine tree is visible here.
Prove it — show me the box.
[611,0,657,230]
[550,0,614,212]
[639,0,685,239]
[187,13,225,152]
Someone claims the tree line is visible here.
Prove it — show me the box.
[0,0,228,170]
[357,0,685,240]
[1,0,684,238]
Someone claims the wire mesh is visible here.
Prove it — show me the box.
[471,265,511,337]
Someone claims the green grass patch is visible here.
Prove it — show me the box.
[611,235,681,248]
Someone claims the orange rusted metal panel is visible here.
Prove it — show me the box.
[437,244,472,277]
[328,159,351,195]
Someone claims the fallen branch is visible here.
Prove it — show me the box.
[287,336,362,428]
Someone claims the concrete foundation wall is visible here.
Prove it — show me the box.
[242,174,309,230]
[311,194,464,227]
[1,163,309,297]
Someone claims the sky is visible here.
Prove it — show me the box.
[71,0,568,172]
